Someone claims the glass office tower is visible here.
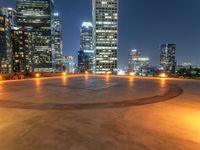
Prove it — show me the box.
[160,43,176,73]
[92,0,118,74]
[1,7,16,26]
[16,0,55,72]
[78,22,94,73]
[53,12,63,72]
[11,27,33,73]
[0,10,12,73]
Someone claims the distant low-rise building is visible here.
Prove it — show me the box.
[63,56,75,73]
[128,49,150,76]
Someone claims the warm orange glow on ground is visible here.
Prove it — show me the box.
[160,78,167,88]
[129,77,134,87]
[105,74,110,83]
[0,76,2,81]
[184,111,200,132]
[62,76,68,86]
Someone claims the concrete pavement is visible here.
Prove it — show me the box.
[0,75,200,150]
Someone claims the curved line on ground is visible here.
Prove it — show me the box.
[0,84,183,110]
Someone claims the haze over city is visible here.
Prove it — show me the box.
[1,0,200,66]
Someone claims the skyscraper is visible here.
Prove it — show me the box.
[92,0,118,74]
[0,9,12,73]
[1,7,16,26]
[16,0,55,72]
[160,44,176,73]
[53,12,63,72]
[128,49,150,76]
[11,27,33,73]
[78,22,94,73]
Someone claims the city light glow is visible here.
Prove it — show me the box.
[85,71,88,74]
[129,72,135,76]
[36,73,40,78]
[160,73,167,78]
[117,70,126,75]
[62,72,67,76]
[106,72,111,75]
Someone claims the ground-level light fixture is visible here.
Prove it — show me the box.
[62,72,67,76]
[159,73,167,78]
[129,72,135,76]
[85,71,88,74]
[35,73,40,78]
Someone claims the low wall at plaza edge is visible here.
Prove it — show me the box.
[0,72,66,81]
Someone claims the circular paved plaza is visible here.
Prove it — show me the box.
[0,75,199,150]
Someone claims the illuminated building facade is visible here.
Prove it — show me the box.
[16,0,55,72]
[11,27,32,72]
[160,43,176,73]
[63,56,75,73]
[53,12,63,72]
[0,10,12,73]
[92,0,118,74]
[128,49,150,76]
[1,7,16,26]
[78,22,94,73]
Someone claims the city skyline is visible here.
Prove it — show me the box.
[1,0,200,66]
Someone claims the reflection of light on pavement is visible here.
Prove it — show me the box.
[185,112,200,132]
[129,77,134,87]
[160,78,167,88]
[181,109,200,141]
[85,74,89,80]
[0,82,2,96]
[35,78,42,94]
[62,76,68,86]
[105,75,110,83]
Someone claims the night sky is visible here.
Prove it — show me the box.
[1,0,200,66]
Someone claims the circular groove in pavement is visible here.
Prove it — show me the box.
[0,84,183,110]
